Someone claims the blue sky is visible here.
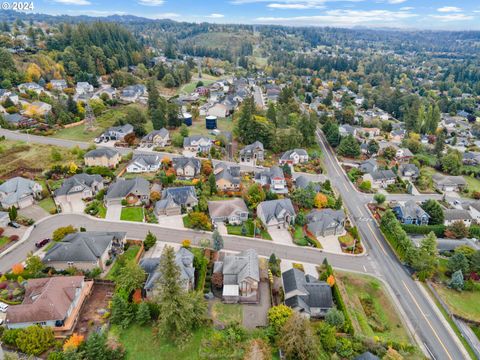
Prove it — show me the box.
[32,0,480,30]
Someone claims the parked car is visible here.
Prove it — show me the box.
[8,221,20,228]
[35,238,50,248]
[0,302,8,313]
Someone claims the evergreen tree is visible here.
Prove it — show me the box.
[337,134,361,158]
[110,294,133,329]
[322,119,340,147]
[266,102,277,126]
[447,253,470,275]
[144,231,157,251]
[67,96,78,115]
[421,200,444,225]
[449,270,464,291]
[208,173,217,195]
[136,302,151,325]
[367,140,379,155]
[8,206,17,221]
[435,131,446,156]
[278,312,319,360]
[212,230,224,251]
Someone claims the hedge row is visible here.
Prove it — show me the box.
[401,224,446,237]
[324,259,354,335]
[469,226,480,239]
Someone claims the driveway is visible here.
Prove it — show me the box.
[59,200,85,214]
[19,205,49,221]
[268,227,293,246]
[105,204,122,220]
[157,215,185,229]
[242,281,270,329]
[216,222,228,236]
[318,234,343,254]
[144,241,180,258]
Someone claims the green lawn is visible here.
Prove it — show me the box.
[105,245,141,281]
[97,203,107,218]
[464,174,480,198]
[110,324,212,360]
[471,325,480,340]
[0,237,10,249]
[211,301,243,325]
[38,197,57,214]
[226,219,271,240]
[120,207,144,222]
[179,116,235,136]
[337,271,411,343]
[433,283,480,322]
[178,79,216,95]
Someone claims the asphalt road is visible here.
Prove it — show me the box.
[316,130,468,360]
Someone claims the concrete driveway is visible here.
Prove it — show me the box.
[19,205,49,221]
[157,215,185,229]
[268,227,293,245]
[318,235,343,254]
[59,200,85,214]
[105,204,122,220]
[216,222,228,235]
[242,281,269,329]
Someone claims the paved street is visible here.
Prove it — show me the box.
[316,130,468,360]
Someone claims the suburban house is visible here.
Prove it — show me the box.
[207,103,229,118]
[294,175,321,192]
[432,174,467,192]
[390,128,406,143]
[463,152,480,166]
[361,127,381,138]
[339,124,358,137]
[141,128,170,147]
[468,202,480,222]
[239,141,264,163]
[54,174,104,213]
[154,186,198,216]
[282,268,333,319]
[172,157,201,178]
[5,276,93,334]
[0,211,9,227]
[76,82,94,95]
[363,170,396,189]
[306,209,346,237]
[43,232,126,270]
[214,163,241,191]
[3,113,36,128]
[279,149,309,165]
[359,159,378,174]
[140,247,195,298]
[444,209,473,227]
[84,148,121,168]
[0,177,42,209]
[18,82,43,94]
[208,198,249,225]
[392,201,430,225]
[398,164,420,181]
[183,135,213,154]
[50,79,67,91]
[214,249,260,304]
[24,101,52,117]
[99,124,134,142]
[105,178,150,206]
[254,166,287,194]
[395,148,414,163]
[120,84,147,103]
[257,198,295,228]
[126,154,162,173]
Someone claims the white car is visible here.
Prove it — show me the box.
[0,302,8,313]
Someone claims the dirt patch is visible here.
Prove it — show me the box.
[74,282,115,338]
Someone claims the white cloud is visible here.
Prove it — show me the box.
[255,8,417,26]
[138,0,165,6]
[430,13,474,21]
[400,7,414,11]
[388,0,406,3]
[53,0,91,5]
[207,13,225,18]
[437,6,462,13]
[267,2,325,9]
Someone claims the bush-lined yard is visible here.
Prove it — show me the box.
[105,245,141,281]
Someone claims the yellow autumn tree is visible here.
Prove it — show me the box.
[68,162,78,174]
[63,333,84,351]
[182,239,191,248]
[23,104,41,117]
[314,193,328,209]
[26,63,42,82]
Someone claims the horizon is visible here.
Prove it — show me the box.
[4,0,480,31]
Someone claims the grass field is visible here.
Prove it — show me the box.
[0,139,82,177]
[105,245,141,281]
[211,301,243,325]
[178,116,235,137]
[178,79,216,95]
[120,207,144,222]
[433,283,480,322]
[336,271,411,343]
[110,325,211,360]
[464,174,480,198]
[226,219,271,240]
[0,237,10,249]
[38,197,57,214]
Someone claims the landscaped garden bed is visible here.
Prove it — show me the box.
[0,278,25,305]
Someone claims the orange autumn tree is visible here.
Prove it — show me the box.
[326,275,335,287]
[12,263,24,275]
[314,193,328,209]
[63,333,84,351]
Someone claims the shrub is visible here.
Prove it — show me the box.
[359,181,371,192]
[9,235,19,241]
[52,225,77,242]
[11,263,24,275]
[14,325,55,355]
[63,333,84,351]
[402,224,446,237]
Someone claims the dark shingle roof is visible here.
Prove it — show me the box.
[106,178,150,200]
[54,173,103,196]
[85,148,119,159]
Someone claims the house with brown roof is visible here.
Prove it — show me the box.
[5,276,93,335]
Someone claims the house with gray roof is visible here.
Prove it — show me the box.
[126,154,162,173]
[239,141,264,163]
[154,186,198,216]
[214,249,260,304]
[355,352,380,360]
[183,135,213,154]
[468,202,480,222]
[363,169,396,189]
[3,113,36,128]
[140,247,195,297]
[214,162,241,191]
[105,177,150,206]
[99,124,134,141]
[282,268,333,319]
[359,159,378,174]
[306,209,345,238]
[432,174,467,192]
[294,175,321,192]
[84,148,121,168]
[50,79,67,90]
[463,152,480,166]
[120,84,147,103]
[279,149,309,165]
[392,201,430,225]
[399,164,420,181]
[254,166,287,194]
[257,198,295,228]
[0,211,9,227]
[0,177,42,209]
[54,174,104,213]
[43,231,126,271]
[444,209,473,227]
[208,198,248,225]
[339,124,358,137]
[172,157,201,178]
[141,128,170,147]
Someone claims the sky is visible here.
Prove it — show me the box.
[28,0,480,30]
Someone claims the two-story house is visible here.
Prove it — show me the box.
[279,149,309,166]
[392,201,430,225]
[254,166,287,194]
[172,157,201,179]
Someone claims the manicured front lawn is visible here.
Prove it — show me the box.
[0,236,11,249]
[211,301,243,325]
[105,245,141,281]
[38,197,57,214]
[121,207,144,222]
[97,203,107,218]
[110,324,212,360]
[336,271,411,343]
[226,219,272,240]
[433,283,480,322]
